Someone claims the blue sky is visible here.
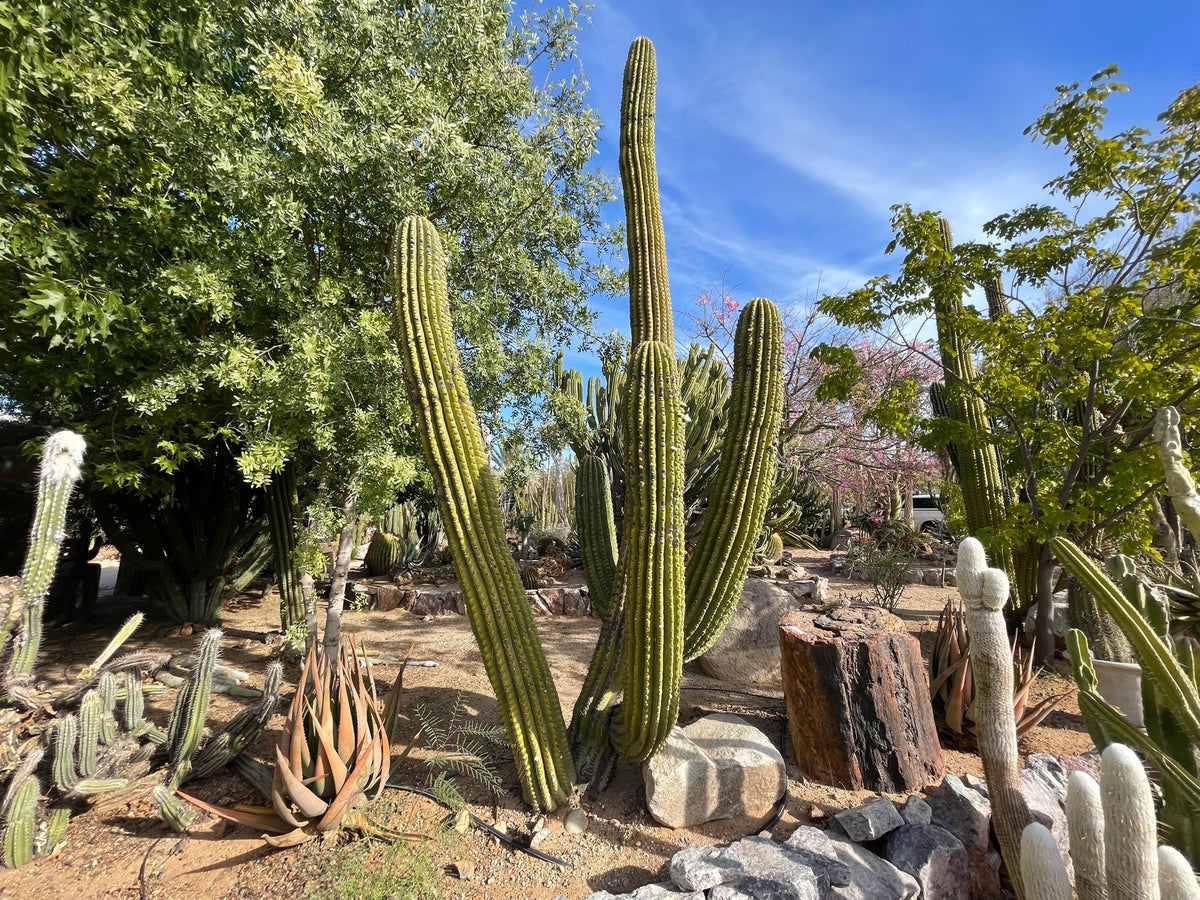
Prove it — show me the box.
[561,0,1200,367]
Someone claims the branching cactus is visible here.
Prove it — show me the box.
[1021,743,1200,900]
[957,536,1034,900]
[390,214,574,811]
[1156,406,1200,542]
[2,431,87,677]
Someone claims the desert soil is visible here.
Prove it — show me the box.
[0,548,1092,900]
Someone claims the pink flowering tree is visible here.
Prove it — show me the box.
[689,282,944,532]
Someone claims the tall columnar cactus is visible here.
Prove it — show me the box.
[1021,743,1200,900]
[2,431,87,676]
[266,461,312,642]
[683,296,784,661]
[957,536,1034,900]
[621,35,673,347]
[610,341,686,761]
[390,214,574,811]
[931,220,1018,603]
[575,455,618,619]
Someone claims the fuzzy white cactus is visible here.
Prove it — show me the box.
[1067,771,1106,900]
[1155,407,1200,541]
[958,536,1035,899]
[1022,743,1200,900]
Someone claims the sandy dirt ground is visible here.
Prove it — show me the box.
[0,547,1092,900]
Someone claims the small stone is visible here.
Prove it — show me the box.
[899,795,932,826]
[782,826,852,885]
[450,860,475,881]
[928,774,992,850]
[669,846,743,892]
[529,827,551,849]
[564,809,588,834]
[833,797,905,842]
[826,833,920,900]
[710,875,819,900]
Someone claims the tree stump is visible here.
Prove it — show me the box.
[779,605,944,793]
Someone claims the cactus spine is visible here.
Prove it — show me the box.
[3,431,86,676]
[611,342,686,761]
[390,215,574,811]
[683,297,784,661]
[957,536,1034,900]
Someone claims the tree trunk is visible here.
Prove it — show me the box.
[779,606,944,793]
[323,491,358,655]
[1033,543,1058,667]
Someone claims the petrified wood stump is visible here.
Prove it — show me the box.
[779,606,944,793]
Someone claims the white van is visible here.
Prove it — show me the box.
[912,495,946,534]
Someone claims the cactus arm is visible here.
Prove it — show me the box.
[165,629,221,779]
[52,715,80,792]
[1101,743,1160,900]
[683,297,785,661]
[1156,407,1200,541]
[958,536,1034,900]
[1052,536,1200,740]
[611,341,686,761]
[620,37,673,347]
[391,215,574,811]
[576,455,618,619]
[1159,846,1200,899]
[1067,771,1109,900]
[0,776,39,869]
[1021,822,1073,900]
[78,690,102,777]
[3,431,87,676]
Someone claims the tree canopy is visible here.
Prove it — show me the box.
[819,68,1200,555]
[0,0,620,494]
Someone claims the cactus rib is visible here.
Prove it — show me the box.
[576,455,618,619]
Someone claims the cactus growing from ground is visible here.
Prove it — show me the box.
[389,214,574,811]
[1021,743,1200,900]
[957,536,1035,900]
[2,431,87,677]
[575,455,618,619]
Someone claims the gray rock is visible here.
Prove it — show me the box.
[782,825,853,885]
[726,836,831,895]
[905,569,925,584]
[899,795,933,826]
[709,875,820,900]
[699,580,797,684]
[928,774,992,850]
[827,833,920,900]
[922,569,948,587]
[883,824,969,900]
[784,577,829,605]
[644,715,786,828]
[834,797,905,842]
[1021,759,1070,877]
[942,571,957,587]
[669,846,743,892]
[1024,591,1069,639]
[586,884,705,900]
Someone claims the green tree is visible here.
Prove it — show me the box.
[821,69,1200,661]
[0,0,619,623]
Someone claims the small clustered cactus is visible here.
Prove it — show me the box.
[0,432,282,865]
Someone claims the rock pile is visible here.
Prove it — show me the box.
[570,752,1090,900]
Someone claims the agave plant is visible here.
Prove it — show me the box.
[180,638,405,846]
[929,600,1065,739]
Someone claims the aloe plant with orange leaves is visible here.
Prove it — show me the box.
[180,639,407,846]
[929,600,1065,740]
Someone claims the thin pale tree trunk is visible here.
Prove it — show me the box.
[323,489,358,655]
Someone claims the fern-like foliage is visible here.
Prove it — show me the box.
[406,695,507,809]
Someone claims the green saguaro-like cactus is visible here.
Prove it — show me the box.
[610,341,686,761]
[390,215,574,811]
[683,296,784,661]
